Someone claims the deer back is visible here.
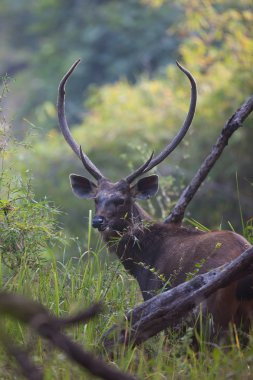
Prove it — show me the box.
[111,222,251,300]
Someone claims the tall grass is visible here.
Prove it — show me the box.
[1,213,253,380]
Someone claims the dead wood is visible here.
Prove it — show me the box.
[0,326,43,380]
[165,94,253,224]
[0,294,137,380]
[103,246,253,349]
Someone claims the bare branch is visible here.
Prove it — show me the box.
[0,294,137,380]
[37,324,137,380]
[103,246,253,349]
[0,327,43,380]
[57,302,103,326]
[165,94,253,224]
[6,345,43,380]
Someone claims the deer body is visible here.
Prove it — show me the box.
[70,175,253,329]
[108,221,250,300]
[107,211,252,329]
[57,60,253,332]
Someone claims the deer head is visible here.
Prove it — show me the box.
[57,60,197,235]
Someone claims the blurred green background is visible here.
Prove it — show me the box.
[1,0,253,240]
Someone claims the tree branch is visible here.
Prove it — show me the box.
[103,246,253,349]
[0,326,43,380]
[165,94,253,224]
[0,294,137,380]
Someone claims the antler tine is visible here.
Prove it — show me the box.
[57,59,104,181]
[125,151,154,184]
[125,63,197,181]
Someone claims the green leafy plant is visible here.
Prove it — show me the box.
[0,76,64,270]
[0,179,63,269]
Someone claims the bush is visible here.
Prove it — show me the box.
[0,76,65,270]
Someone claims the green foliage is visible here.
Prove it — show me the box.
[178,0,253,77]
[244,218,253,245]
[0,0,182,130]
[0,177,62,269]
[185,258,206,281]
[0,77,64,270]
[1,222,253,379]
[1,0,253,235]
[0,2,253,378]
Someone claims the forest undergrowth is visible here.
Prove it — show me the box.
[0,211,253,379]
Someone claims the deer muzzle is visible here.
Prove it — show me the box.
[92,215,106,231]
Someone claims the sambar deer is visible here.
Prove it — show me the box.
[57,60,253,332]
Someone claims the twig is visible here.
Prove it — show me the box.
[5,344,43,380]
[0,326,43,380]
[37,324,136,380]
[0,294,137,380]
[57,302,103,326]
[165,94,253,224]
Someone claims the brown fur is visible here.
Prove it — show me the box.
[70,176,253,333]
[98,184,253,333]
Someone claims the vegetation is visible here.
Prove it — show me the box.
[1,218,253,379]
[0,0,253,378]
[1,0,251,237]
[0,78,64,270]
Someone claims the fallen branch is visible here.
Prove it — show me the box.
[0,294,137,380]
[0,326,43,380]
[103,246,253,349]
[165,94,253,224]
[7,346,42,380]
[0,293,102,327]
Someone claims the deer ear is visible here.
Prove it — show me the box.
[69,174,97,199]
[131,175,159,200]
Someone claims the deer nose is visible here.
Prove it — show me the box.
[92,215,105,229]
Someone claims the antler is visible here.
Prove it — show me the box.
[58,60,196,184]
[125,62,197,184]
[57,59,104,181]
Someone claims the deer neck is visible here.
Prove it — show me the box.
[101,201,151,247]
[131,202,152,223]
